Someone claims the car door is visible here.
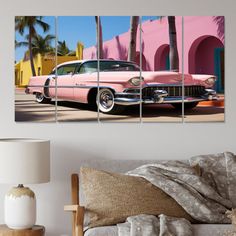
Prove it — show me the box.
[50,63,78,100]
[74,61,98,103]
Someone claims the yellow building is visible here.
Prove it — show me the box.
[15,42,84,87]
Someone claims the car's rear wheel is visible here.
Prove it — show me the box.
[35,93,51,104]
[171,102,199,110]
[96,88,124,114]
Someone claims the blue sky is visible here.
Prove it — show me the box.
[15,16,157,62]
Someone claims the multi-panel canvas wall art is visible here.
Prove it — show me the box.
[15,16,225,122]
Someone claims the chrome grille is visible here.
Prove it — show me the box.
[142,85,205,98]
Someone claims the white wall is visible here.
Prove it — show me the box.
[0,0,236,235]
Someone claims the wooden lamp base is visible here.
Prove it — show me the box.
[0,225,45,236]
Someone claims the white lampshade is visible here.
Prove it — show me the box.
[0,138,50,184]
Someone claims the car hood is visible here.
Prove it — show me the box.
[96,71,181,83]
[97,71,196,85]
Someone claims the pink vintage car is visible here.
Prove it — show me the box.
[26,59,218,114]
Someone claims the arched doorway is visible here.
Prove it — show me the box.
[189,36,224,92]
[135,52,147,71]
[154,44,170,71]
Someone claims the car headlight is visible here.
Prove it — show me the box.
[205,77,216,86]
[129,76,144,86]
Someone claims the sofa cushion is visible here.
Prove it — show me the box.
[80,167,194,228]
[84,224,234,236]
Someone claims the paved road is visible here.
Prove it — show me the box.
[15,89,224,122]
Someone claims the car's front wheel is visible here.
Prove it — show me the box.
[171,102,199,110]
[96,88,124,114]
[35,93,51,104]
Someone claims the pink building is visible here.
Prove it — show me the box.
[83,16,224,92]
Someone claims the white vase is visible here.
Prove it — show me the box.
[4,186,36,229]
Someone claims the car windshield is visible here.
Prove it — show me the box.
[78,61,97,74]
[50,63,81,75]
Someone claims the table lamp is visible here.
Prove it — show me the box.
[0,138,50,230]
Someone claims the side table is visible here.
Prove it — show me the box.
[0,225,45,236]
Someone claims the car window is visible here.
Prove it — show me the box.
[78,61,98,74]
[50,63,80,76]
[75,61,140,75]
[56,64,78,75]
[100,61,140,71]
[72,63,81,74]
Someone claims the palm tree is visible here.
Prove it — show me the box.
[95,16,103,59]
[57,40,75,56]
[32,34,55,56]
[16,34,55,57]
[15,16,50,76]
[128,16,139,62]
[167,16,179,71]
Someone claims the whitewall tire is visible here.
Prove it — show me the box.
[35,93,51,104]
[97,88,125,114]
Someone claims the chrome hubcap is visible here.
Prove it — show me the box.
[99,91,114,110]
[36,93,44,102]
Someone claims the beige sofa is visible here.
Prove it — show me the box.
[64,160,234,236]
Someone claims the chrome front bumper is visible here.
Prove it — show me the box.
[114,88,218,106]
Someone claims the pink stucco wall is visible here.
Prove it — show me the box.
[83,16,224,74]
